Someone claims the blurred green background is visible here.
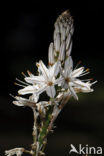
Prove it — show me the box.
[0,1,104,156]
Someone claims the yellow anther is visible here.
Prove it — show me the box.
[21,72,25,77]
[86,68,90,72]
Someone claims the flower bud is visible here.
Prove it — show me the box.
[54,10,74,62]
[59,41,65,61]
[48,42,54,66]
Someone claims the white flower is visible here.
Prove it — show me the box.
[18,85,39,103]
[14,76,39,103]
[74,81,97,93]
[12,95,36,107]
[5,148,24,156]
[12,95,52,117]
[19,60,60,98]
[60,56,95,100]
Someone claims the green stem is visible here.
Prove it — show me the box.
[32,109,38,156]
[38,105,53,151]
[32,99,54,156]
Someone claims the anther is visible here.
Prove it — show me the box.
[14,82,17,85]
[21,72,26,77]
[27,70,32,76]
[86,68,90,72]
[90,78,93,81]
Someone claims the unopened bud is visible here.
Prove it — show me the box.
[48,42,54,66]
[59,41,65,61]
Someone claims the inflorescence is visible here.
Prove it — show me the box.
[5,10,97,156]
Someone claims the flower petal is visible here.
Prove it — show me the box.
[36,85,47,95]
[13,96,36,107]
[55,77,64,85]
[13,101,24,107]
[25,75,45,84]
[64,56,73,75]
[72,67,84,77]
[38,60,49,80]
[18,86,34,95]
[54,61,60,76]
[74,79,90,89]
[80,87,93,93]
[46,86,56,98]
[49,61,60,79]
[69,86,78,100]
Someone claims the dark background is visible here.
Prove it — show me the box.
[0,1,104,156]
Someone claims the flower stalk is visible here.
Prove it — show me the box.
[5,10,96,156]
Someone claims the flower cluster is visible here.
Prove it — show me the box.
[5,10,96,156]
[14,10,96,104]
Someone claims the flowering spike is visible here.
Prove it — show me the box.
[54,10,74,62]
[7,10,96,156]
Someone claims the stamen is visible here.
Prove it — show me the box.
[91,80,98,85]
[81,78,93,82]
[27,70,32,76]
[74,60,82,70]
[16,78,28,86]
[79,67,90,77]
[9,93,15,99]
[79,71,90,77]
[86,68,90,72]
[14,82,26,87]
[21,72,26,77]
